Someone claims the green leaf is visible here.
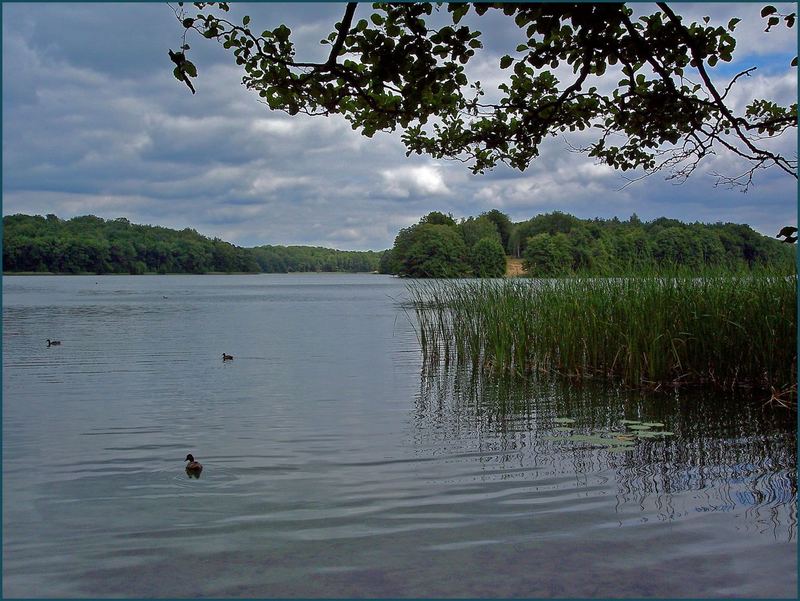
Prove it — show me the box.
[728,18,741,30]
[243,15,250,26]
[451,3,470,25]
[791,56,798,67]
[500,55,513,69]
[183,60,197,78]
[761,6,777,17]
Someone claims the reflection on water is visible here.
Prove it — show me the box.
[414,367,797,542]
[3,275,797,598]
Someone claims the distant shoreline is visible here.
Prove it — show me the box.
[2,271,383,276]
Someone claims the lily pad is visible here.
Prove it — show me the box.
[641,422,665,427]
[606,439,635,447]
[553,417,576,424]
[634,431,662,438]
[621,419,642,424]
[659,431,675,437]
[628,424,652,430]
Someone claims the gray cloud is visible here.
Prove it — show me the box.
[3,3,797,250]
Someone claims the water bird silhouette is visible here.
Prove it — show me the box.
[185,454,203,478]
[222,353,234,361]
[46,339,61,346]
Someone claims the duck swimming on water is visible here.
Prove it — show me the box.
[222,353,234,361]
[185,454,203,477]
[46,339,61,346]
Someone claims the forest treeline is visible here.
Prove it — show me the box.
[2,214,382,274]
[381,210,795,277]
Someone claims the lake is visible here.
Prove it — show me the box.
[2,274,796,598]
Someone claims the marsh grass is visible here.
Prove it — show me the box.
[408,268,797,397]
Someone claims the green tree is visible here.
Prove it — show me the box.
[652,226,702,268]
[469,237,506,278]
[393,223,471,278]
[420,211,457,227]
[459,215,500,249]
[175,2,796,190]
[522,233,573,276]
[482,209,513,251]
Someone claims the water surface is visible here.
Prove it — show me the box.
[3,274,796,597]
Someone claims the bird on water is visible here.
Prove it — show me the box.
[185,454,203,477]
[46,339,61,346]
[222,353,234,361]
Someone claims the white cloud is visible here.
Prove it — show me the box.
[380,165,452,197]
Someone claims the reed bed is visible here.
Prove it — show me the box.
[407,271,797,397]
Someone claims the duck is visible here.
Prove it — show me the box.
[46,339,62,346]
[185,453,203,477]
[222,353,234,361]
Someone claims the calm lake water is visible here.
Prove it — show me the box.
[2,274,797,598]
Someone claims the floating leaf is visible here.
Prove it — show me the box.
[659,431,675,437]
[554,417,576,424]
[634,431,662,438]
[621,419,642,424]
[641,422,665,427]
[628,424,652,430]
[606,439,635,447]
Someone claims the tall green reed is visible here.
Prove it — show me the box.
[407,267,797,396]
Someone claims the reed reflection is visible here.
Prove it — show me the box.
[413,365,797,541]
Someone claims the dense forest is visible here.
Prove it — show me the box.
[381,210,796,277]
[2,214,383,274]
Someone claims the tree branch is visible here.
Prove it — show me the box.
[327,3,357,66]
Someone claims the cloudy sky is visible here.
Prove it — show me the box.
[3,2,797,250]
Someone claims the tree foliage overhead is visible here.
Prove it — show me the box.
[2,214,383,275]
[173,2,797,189]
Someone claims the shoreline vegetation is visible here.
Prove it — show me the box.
[408,271,797,403]
[380,210,795,278]
[5,212,795,404]
[2,214,384,275]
